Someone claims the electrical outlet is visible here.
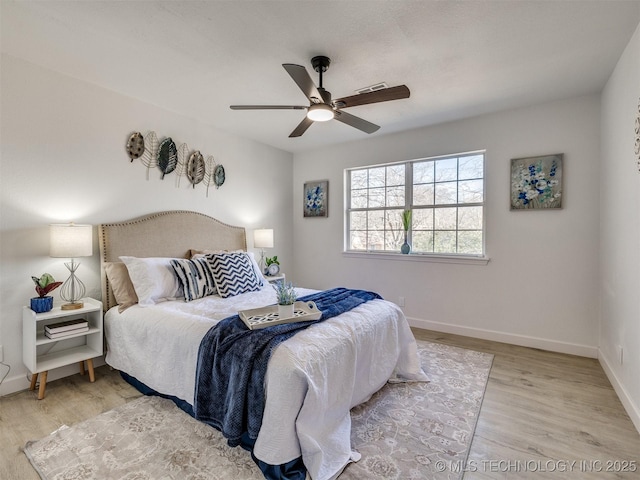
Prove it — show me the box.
[398,297,405,307]
[618,345,624,365]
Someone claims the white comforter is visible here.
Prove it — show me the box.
[104,286,428,480]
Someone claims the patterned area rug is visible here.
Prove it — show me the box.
[23,341,493,480]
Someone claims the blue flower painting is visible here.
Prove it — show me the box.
[303,180,328,217]
[510,154,563,210]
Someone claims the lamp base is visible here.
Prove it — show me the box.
[61,302,84,310]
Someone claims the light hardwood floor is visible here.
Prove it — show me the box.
[1,329,638,479]
[413,330,640,479]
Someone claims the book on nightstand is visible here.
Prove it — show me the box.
[45,318,88,335]
[45,326,89,339]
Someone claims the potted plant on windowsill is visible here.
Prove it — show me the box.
[401,209,412,254]
[30,273,62,313]
[273,281,297,318]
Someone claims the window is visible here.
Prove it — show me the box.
[346,151,485,256]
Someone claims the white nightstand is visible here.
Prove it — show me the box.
[265,273,286,284]
[22,297,103,399]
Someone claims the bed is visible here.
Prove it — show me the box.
[99,210,428,480]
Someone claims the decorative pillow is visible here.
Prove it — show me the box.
[245,251,269,286]
[119,256,183,306]
[188,248,227,258]
[192,249,268,287]
[170,257,218,302]
[206,252,261,298]
[104,262,138,312]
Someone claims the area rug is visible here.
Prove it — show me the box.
[24,341,493,480]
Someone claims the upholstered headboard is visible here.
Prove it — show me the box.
[98,210,247,311]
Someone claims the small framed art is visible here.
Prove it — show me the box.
[303,180,328,217]
[510,154,563,210]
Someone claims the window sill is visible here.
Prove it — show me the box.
[342,251,490,265]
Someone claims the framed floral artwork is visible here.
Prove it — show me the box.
[303,180,328,217]
[635,97,639,172]
[510,154,563,210]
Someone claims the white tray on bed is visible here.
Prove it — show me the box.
[239,301,322,330]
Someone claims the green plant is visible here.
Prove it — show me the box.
[31,273,62,298]
[273,281,297,305]
[402,209,412,232]
[265,256,280,267]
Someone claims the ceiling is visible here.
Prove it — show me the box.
[2,1,639,154]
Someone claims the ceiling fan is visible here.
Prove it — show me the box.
[230,56,410,138]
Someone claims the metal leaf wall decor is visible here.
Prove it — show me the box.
[126,132,145,161]
[187,151,205,188]
[214,164,225,189]
[203,156,215,197]
[157,137,178,179]
[635,97,640,173]
[140,131,158,180]
[126,130,226,196]
[175,142,189,187]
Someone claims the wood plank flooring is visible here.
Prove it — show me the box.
[412,330,640,479]
[1,329,638,479]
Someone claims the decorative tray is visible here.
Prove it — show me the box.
[239,301,321,330]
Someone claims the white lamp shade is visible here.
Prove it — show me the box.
[50,224,93,258]
[254,228,274,249]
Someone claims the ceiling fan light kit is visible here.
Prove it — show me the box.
[307,103,334,122]
[230,55,410,137]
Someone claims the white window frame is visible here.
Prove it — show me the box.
[344,150,489,265]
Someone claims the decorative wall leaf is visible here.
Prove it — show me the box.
[126,132,144,161]
[175,143,189,187]
[130,129,222,196]
[187,151,205,188]
[157,137,178,179]
[203,156,215,197]
[141,131,158,180]
[214,164,225,189]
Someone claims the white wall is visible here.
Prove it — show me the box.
[292,95,601,357]
[599,23,640,431]
[0,55,294,395]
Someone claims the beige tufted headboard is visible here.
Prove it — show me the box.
[98,210,247,311]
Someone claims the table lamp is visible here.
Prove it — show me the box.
[50,223,93,310]
[253,228,274,274]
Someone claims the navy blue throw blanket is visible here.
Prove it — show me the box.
[193,288,381,450]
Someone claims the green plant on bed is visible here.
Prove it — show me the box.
[273,281,297,306]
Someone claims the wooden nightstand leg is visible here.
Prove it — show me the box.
[37,371,48,400]
[86,359,95,383]
[29,373,38,391]
[79,361,85,376]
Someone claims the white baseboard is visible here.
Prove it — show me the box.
[598,349,640,434]
[0,356,106,397]
[408,317,598,358]
[408,317,640,435]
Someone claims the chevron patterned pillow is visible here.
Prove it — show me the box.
[170,258,218,302]
[206,252,261,298]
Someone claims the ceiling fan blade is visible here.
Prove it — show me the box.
[334,110,380,134]
[230,105,307,110]
[289,117,314,137]
[282,64,322,103]
[333,85,410,109]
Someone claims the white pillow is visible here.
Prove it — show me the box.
[119,256,183,306]
[246,251,269,287]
